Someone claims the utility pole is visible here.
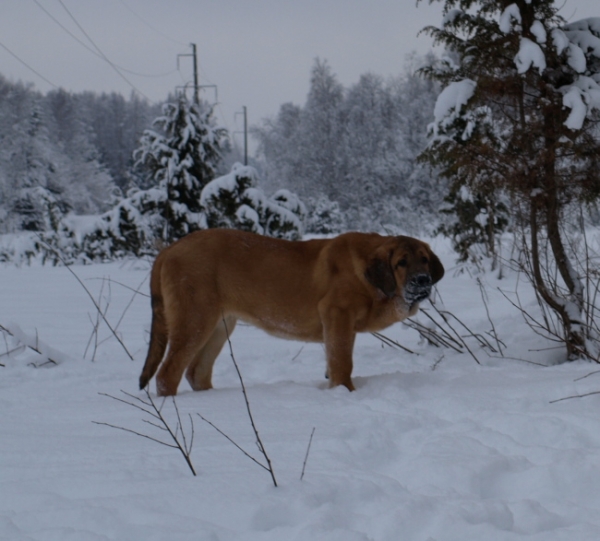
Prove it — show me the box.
[235,106,248,165]
[191,43,199,104]
[177,43,200,104]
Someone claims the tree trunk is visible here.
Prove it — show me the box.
[529,195,586,360]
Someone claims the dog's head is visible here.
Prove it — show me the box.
[364,236,444,306]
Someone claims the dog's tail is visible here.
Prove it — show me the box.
[139,252,168,390]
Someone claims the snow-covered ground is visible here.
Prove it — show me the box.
[2,238,600,540]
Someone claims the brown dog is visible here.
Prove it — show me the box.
[139,229,444,395]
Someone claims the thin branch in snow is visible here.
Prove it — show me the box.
[196,413,272,473]
[403,315,463,352]
[371,331,418,355]
[84,277,109,361]
[0,323,59,366]
[300,427,316,481]
[34,235,134,360]
[574,369,600,382]
[95,273,150,353]
[477,278,504,356]
[550,390,600,404]
[88,277,151,298]
[94,389,197,476]
[420,303,482,365]
[197,317,278,487]
[291,346,305,362]
[222,317,277,486]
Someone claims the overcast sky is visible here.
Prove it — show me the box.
[0,0,597,139]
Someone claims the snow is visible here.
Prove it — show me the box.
[442,9,462,28]
[200,164,258,207]
[499,4,521,34]
[573,76,600,110]
[566,43,587,74]
[562,87,588,130]
[530,20,547,45]
[514,38,546,75]
[3,238,600,540]
[431,79,476,135]
[551,29,570,55]
[563,18,600,59]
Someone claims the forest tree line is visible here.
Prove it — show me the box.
[0,75,162,233]
[0,53,443,239]
[253,55,442,233]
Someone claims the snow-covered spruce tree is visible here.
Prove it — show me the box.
[79,94,227,259]
[132,94,227,243]
[201,163,306,240]
[418,0,600,359]
[436,184,509,268]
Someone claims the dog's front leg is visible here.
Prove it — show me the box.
[320,304,356,391]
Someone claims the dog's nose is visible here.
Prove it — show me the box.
[413,274,432,287]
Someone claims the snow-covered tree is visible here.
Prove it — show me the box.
[6,103,71,232]
[201,163,305,240]
[436,184,509,267]
[305,194,347,234]
[133,94,228,242]
[419,0,600,359]
[253,56,441,231]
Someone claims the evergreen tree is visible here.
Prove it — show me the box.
[201,163,306,240]
[133,94,228,242]
[419,0,600,358]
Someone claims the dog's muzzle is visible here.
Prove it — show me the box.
[404,273,432,305]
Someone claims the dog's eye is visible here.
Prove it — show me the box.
[397,259,408,268]
[422,256,429,265]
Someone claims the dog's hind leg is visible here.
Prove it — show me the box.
[185,316,237,391]
[154,311,221,396]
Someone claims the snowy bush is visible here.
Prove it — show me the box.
[80,188,168,260]
[305,195,347,235]
[201,163,305,240]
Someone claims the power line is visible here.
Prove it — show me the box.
[117,0,188,47]
[55,0,152,101]
[32,0,177,79]
[0,39,59,89]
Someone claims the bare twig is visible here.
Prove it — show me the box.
[477,278,504,356]
[196,413,271,473]
[0,323,58,366]
[222,317,277,487]
[34,235,134,360]
[550,390,600,404]
[371,331,418,355]
[574,369,600,382]
[84,277,108,361]
[111,273,150,332]
[0,345,26,360]
[94,389,197,476]
[431,354,445,371]
[300,427,316,481]
[422,304,482,365]
[96,273,149,351]
[88,277,150,298]
[403,317,463,352]
[291,346,305,362]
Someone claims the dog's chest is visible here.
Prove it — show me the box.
[360,296,410,332]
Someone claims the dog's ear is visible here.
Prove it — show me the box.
[428,249,445,284]
[365,256,397,299]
